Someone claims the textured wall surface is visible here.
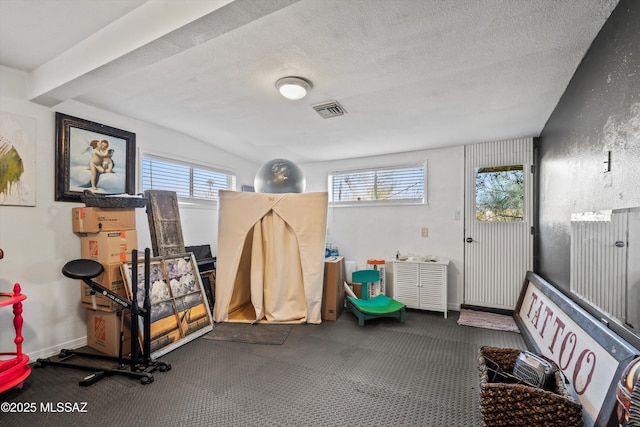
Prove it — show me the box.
[539,0,640,291]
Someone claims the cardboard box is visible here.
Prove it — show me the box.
[322,256,345,320]
[80,230,138,264]
[349,281,378,300]
[86,309,132,357]
[72,207,136,233]
[349,282,363,299]
[80,262,128,312]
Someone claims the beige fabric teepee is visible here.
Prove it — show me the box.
[214,190,328,324]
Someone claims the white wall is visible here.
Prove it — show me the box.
[301,145,465,311]
[0,66,258,358]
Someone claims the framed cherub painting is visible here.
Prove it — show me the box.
[55,112,136,202]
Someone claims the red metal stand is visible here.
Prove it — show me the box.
[0,283,31,393]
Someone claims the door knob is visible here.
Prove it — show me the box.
[465,237,473,243]
[614,241,625,248]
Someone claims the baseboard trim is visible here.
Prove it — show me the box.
[28,336,87,360]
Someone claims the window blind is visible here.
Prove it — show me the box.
[142,155,235,202]
[329,164,425,204]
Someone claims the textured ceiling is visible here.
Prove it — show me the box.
[0,0,619,163]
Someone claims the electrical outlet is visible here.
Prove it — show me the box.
[454,210,461,220]
[421,227,429,237]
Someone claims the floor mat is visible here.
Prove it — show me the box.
[457,309,520,333]
[202,322,293,345]
[1,310,527,426]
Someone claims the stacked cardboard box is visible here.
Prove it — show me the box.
[86,309,132,356]
[72,207,137,356]
[72,207,136,233]
[77,262,129,312]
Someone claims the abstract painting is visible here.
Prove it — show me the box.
[0,111,36,206]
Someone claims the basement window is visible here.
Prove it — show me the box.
[141,154,236,204]
[328,163,426,206]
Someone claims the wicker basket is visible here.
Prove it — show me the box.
[80,190,147,208]
[478,346,584,427]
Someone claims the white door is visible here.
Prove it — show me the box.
[464,138,534,310]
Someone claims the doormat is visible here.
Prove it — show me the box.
[202,322,293,345]
[457,309,520,333]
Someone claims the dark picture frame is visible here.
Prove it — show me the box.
[55,112,136,202]
[199,269,216,313]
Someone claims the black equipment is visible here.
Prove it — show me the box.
[185,244,216,272]
[34,249,171,386]
[185,244,216,312]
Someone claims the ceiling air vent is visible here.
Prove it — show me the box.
[312,101,346,119]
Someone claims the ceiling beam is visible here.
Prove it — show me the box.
[28,0,301,107]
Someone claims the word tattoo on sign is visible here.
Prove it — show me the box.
[525,290,596,395]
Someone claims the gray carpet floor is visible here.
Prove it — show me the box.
[0,309,526,426]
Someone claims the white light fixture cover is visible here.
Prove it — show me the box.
[276,76,312,100]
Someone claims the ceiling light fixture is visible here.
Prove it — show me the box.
[275,76,312,100]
